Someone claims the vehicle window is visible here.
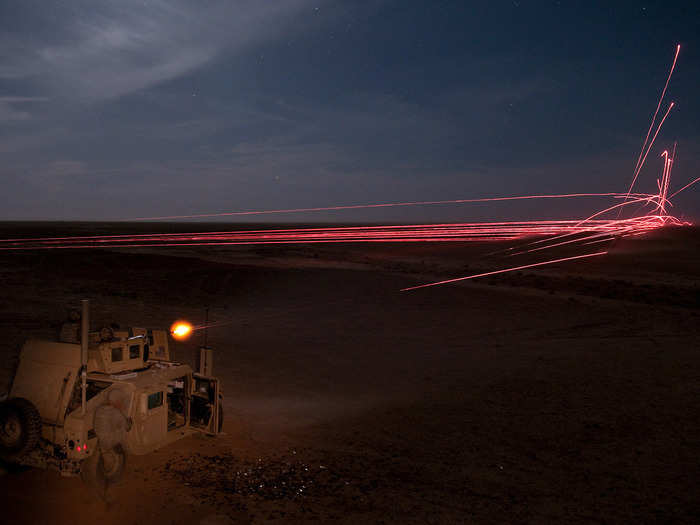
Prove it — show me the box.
[87,380,112,401]
[67,379,112,414]
[111,346,124,362]
[194,377,216,403]
[148,391,163,409]
[129,344,140,359]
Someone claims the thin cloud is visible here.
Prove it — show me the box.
[0,97,49,121]
[0,97,49,102]
[3,0,319,101]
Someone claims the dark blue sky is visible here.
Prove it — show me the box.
[1,1,698,221]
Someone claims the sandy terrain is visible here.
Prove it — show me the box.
[0,223,698,524]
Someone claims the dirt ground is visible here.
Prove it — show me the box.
[0,223,698,524]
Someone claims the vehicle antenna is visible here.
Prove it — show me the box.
[204,306,209,348]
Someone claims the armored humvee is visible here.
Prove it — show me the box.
[0,300,222,483]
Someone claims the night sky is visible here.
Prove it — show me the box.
[1,1,699,222]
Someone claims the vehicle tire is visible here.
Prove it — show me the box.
[0,398,41,461]
[218,404,223,433]
[97,444,126,485]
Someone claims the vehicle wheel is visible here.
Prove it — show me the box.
[218,404,223,433]
[0,398,41,461]
[97,444,126,484]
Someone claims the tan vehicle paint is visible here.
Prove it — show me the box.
[1,301,222,477]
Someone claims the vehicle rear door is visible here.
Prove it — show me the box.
[190,374,221,434]
[136,389,167,450]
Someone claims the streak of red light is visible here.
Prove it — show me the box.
[191,320,232,332]
[0,217,671,251]
[400,251,608,291]
[623,101,675,206]
[624,44,680,210]
[630,44,680,185]
[669,177,700,199]
[127,193,649,221]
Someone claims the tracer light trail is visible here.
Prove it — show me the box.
[1,45,695,291]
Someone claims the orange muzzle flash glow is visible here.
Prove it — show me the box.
[170,321,193,340]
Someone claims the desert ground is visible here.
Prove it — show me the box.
[0,222,699,524]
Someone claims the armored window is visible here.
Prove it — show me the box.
[87,380,112,401]
[129,344,140,359]
[67,379,112,414]
[111,346,124,362]
[148,391,163,410]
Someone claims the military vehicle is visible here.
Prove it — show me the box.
[0,300,223,483]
